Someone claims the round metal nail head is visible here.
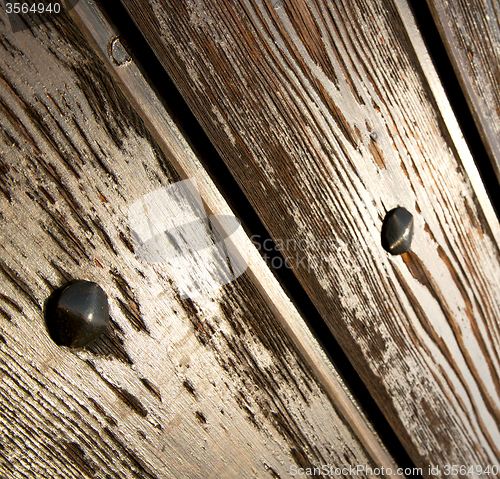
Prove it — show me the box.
[45,280,109,348]
[381,207,414,255]
[109,37,131,66]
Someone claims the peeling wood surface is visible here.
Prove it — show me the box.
[0,6,392,479]
[426,0,500,183]
[70,1,401,475]
[118,0,500,476]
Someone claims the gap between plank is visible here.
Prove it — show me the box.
[408,0,500,219]
[68,0,426,476]
[396,0,500,246]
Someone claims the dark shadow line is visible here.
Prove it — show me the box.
[100,0,423,474]
[409,0,500,219]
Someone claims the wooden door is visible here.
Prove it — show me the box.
[1,0,500,478]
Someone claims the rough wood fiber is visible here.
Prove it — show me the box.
[426,0,500,183]
[118,0,500,476]
[69,2,403,475]
[0,7,388,479]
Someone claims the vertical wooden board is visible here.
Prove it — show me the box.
[0,7,390,479]
[118,0,500,475]
[426,0,500,183]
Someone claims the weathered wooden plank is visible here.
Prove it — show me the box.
[118,0,500,476]
[69,5,403,474]
[426,0,500,184]
[0,3,398,478]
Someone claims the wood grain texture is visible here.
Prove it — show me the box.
[426,0,500,183]
[69,2,403,475]
[118,0,500,476]
[0,6,390,479]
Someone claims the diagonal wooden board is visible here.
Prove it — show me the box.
[0,2,400,478]
[117,0,500,476]
[426,0,500,184]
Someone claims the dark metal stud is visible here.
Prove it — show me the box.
[381,207,414,255]
[44,280,109,348]
[109,37,131,66]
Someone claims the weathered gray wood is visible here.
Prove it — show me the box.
[117,0,500,476]
[70,3,404,475]
[0,3,398,479]
[426,0,500,183]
